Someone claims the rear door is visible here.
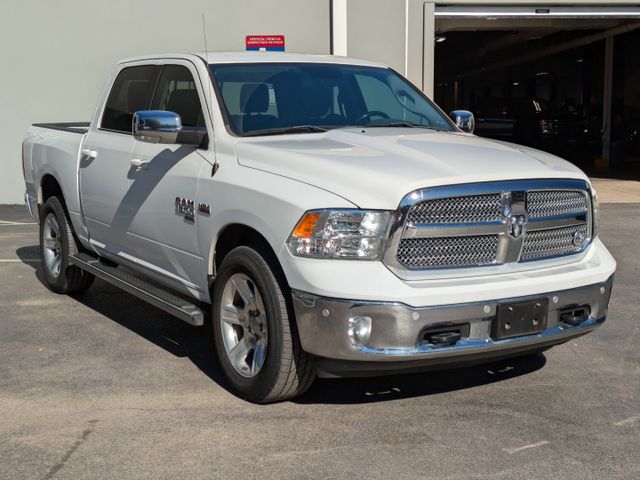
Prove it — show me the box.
[125,61,213,290]
[80,64,160,252]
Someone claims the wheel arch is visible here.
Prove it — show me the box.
[39,173,64,206]
[38,173,90,253]
[211,223,285,281]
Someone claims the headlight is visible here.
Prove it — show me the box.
[591,187,600,238]
[287,209,392,259]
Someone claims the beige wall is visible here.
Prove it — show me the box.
[346,0,406,74]
[0,0,330,204]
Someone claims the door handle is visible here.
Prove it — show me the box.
[130,158,150,170]
[81,149,97,159]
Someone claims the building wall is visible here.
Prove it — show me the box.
[0,0,330,204]
[346,0,406,74]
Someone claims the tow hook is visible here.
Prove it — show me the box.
[558,305,591,326]
[421,324,469,347]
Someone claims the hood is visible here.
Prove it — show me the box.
[234,128,589,209]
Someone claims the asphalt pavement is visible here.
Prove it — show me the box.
[0,203,638,480]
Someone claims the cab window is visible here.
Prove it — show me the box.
[101,65,160,133]
[151,65,207,147]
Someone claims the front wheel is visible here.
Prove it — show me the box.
[212,246,315,403]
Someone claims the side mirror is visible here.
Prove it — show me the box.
[449,110,475,134]
[133,110,182,144]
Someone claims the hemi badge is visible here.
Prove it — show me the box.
[198,203,211,215]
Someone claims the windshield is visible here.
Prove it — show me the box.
[210,63,455,136]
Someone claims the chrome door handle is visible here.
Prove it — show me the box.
[81,149,97,159]
[130,158,150,170]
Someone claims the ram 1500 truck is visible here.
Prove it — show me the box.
[22,53,616,403]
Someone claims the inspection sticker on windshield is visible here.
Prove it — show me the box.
[246,35,285,52]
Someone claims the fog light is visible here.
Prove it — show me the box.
[348,316,372,346]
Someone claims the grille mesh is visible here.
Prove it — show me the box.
[520,224,588,262]
[395,187,590,270]
[397,235,499,269]
[406,193,502,225]
[527,190,588,218]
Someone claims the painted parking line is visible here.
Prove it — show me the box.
[0,259,41,263]
[613,416,638,426]
[0,220,37,226]
[503,441,549,454]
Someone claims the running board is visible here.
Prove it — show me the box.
[69,253,204,326]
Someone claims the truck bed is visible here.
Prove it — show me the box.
[23,123,90,224]
[32,122,90,134]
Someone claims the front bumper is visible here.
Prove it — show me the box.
[292,276,613,374]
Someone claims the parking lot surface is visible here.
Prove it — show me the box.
[0,203,638,480]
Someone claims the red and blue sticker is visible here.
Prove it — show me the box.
[246,35,285,52]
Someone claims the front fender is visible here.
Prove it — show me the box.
[196,165,355,295]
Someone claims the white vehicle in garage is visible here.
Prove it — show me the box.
[22,52,616,403]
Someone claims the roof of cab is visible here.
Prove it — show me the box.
[118,51,387,68]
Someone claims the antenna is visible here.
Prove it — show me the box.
[201,13,218,176]
[201,13,210,63]
[201,13,212,113]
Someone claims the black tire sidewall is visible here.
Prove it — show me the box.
[212,246,287,400]
[39,197,73,293]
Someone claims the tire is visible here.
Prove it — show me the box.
[212,245,315,403]
[39,196,95,294]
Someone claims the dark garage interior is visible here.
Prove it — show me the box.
[434,16,640,178]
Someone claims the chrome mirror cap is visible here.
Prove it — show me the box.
[133,110,182,144]
[449,110,475,134]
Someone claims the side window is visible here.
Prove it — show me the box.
[151,65,207,146]
[101,65,159,133]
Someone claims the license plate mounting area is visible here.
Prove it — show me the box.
[491,299,548,340]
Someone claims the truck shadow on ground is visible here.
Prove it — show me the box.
[17,244,547,405]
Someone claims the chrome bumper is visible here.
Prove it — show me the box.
[292,276,613,365]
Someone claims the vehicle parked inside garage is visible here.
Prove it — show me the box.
[22,52,616,403]
[473,96,586,156]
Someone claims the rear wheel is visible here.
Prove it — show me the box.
[39,196,94,293]
[212,245,315,403]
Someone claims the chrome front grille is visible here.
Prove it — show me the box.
[397,235,499,269]
[385,180,592,276]
[406,193,502,224]
[520,223,588,261]
[527,190,588,219]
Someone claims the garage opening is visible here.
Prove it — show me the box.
[434,6,640,177]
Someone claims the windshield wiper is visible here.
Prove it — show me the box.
[243,125,329,137]
[360,122,433,129]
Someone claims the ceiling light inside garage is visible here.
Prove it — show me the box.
[435,36,447,43]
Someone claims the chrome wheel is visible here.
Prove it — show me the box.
[42,213,63,278]
[219,273,268,378]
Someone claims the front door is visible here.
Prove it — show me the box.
[80,64,160,254]
[125,62,213,291]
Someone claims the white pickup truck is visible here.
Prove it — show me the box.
[23,52,616,403]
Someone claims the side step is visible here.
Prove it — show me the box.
[69,253,204,326]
